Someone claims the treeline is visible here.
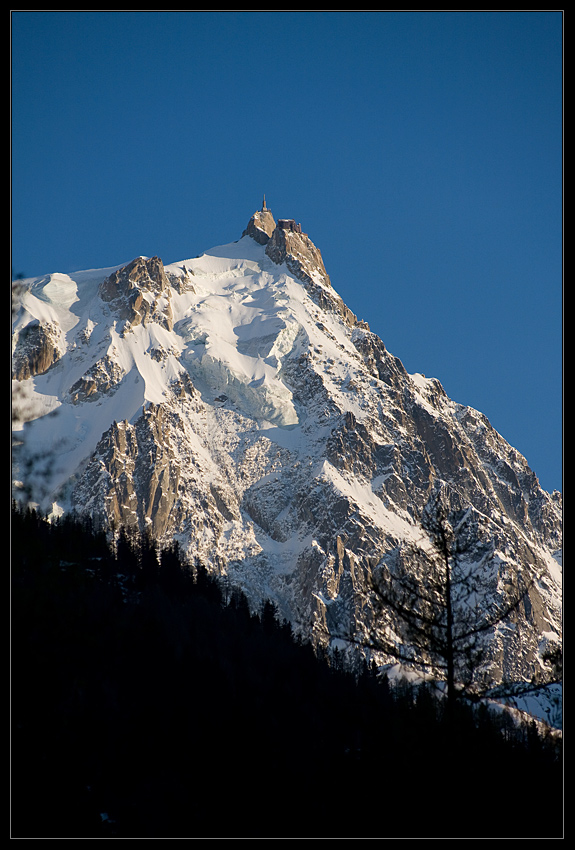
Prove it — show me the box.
[11,506,562,838]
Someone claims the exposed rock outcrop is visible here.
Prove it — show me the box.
[12,320,63,380]
[99,255,174,333]
[250,212,370,330]
[265,217,331,287]
[242,207,276,244]
[67,355,126,404]
[73,404,185,539]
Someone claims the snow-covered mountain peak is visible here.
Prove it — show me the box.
[12,208,562,724]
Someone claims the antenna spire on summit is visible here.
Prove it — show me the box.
[262,194,267,210]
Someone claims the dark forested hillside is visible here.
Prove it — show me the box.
[11,507,562,838]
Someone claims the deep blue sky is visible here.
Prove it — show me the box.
[11,11,562,493]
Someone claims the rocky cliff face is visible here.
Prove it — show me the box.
[99,255,174,333]
[12,207,562,710]
[12,319,64,380]
[242,207,276,244]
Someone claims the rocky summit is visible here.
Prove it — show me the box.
[12,202,562,717]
